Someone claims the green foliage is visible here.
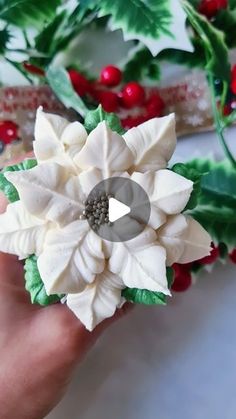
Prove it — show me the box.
[122,267,174,305]
[0,27,12,54]
[171,162,203,210]
[123,48,161,83]
[24,255,62,306]
[46,66,89,117]
[183,1,231,81]
[0,0,60,29]
[214,9,236,48]
[84,105,125,134]
[0,159,37,202]
[186,159,236,248]
[158,37,205,69]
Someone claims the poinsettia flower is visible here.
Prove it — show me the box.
[0,109,211,331]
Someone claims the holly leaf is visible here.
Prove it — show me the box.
[171,162,203,210]
[122,267,174,305]
[92,0,193,56]
[46,66,88,117]
[0,159,37,203]
[0,27,12,54]
[214,9,236,48]
[158,37,205,69]
[186,159,236,248]
[24,255,62,306]
[183,1,231,81]
[123,47,161,82]
[0,0,60,29]
[84,105,125,134]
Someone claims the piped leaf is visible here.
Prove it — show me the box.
[84,105,125,134]
[24,255,62,306]
[171,162,203,210]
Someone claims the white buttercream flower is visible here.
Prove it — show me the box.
[0,109,211,331]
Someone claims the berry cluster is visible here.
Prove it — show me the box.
[199,0,228,19]
[172,243,236,293]
[68,65,165,129]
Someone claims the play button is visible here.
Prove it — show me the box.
[108,198,130,222]
[84,177,151,242]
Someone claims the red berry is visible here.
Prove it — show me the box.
[232,64,236,80]
[145,93,165,118]
[23,62,45,76]
[198,243,219,265]
[223,103,232,116]
[229,249,236,263]
[0,120,19,144]
[171,264,192,293]
[120,82,145,108]
[199,0,228,18]
[100,65,122,87]
[68,69,91,96]
[95,90,119,112]
[231,79,236,95]
[121,114,147,129]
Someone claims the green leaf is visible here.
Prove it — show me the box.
[122,267,174,305]
[84,105,125,134]
[93,0,192,56]
[46,66,89,117]
[158,37,205,69]
[0,0,60,29]
[214,9,236,48]
[186,158,236,248]
[0,27,12,54]
[171,162,203,210]
[0,159,37,202]
[123,47,161,82]
[24,255,62,306]
[183,1,231,81]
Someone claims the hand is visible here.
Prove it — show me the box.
[0,157,132,419]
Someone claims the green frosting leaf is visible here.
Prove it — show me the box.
[0,0,60,29]
[122,267,174,305]
[123,47,161,82]
[214,8,236,48]
[46,66,89,117]
[84,105,125,134]
[186,159,236,248]
[0,27,12,54]
[24,255,62,306]
[183,1,231,81]
[171,162,204,210]
[0,159,37,202]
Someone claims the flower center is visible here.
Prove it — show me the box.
[80,193,112,230]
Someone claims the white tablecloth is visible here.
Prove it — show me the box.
[47,128,236,419]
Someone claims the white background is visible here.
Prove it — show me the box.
[47,128,236,419]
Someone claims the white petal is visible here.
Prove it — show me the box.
[67,270,124,331]
[158,214,211,265]
[0,201,47,259]
[132,169,193,218]
[34,108,87,171]
[124,114,176,172]
[79,168,104,196]
[37,221,105,295]
[74,121,134,176]
[5,163,84,225]
[109,227,170,295]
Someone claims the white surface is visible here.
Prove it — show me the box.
[108,198,130,222]
[47,128,236,419]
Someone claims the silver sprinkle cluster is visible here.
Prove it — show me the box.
[80,193,113,230]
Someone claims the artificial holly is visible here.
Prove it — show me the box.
[171,264,192,292]
[120,82,146,108]
[145,93,165,118]
[199,0,228,19]
[94,90,119,112]
[23,62,45,76]
[100,65,122,87]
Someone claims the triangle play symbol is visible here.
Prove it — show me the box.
[108,197,131,222]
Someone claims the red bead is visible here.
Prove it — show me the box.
[95,90,119,112]
[145,93,165,118]
[171,264,192,293]
[121,114,147,129]
[231,79,236,95]
[0,120,19,144]
[199,0,227,18]
[100,65,122,87]
[23,62,45,76]
[68,69,91,96]
[232,65,236,80]
[229,249,236,263]
[198,243,219,265]
[120,82,145,108]
[223,103,232,116]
